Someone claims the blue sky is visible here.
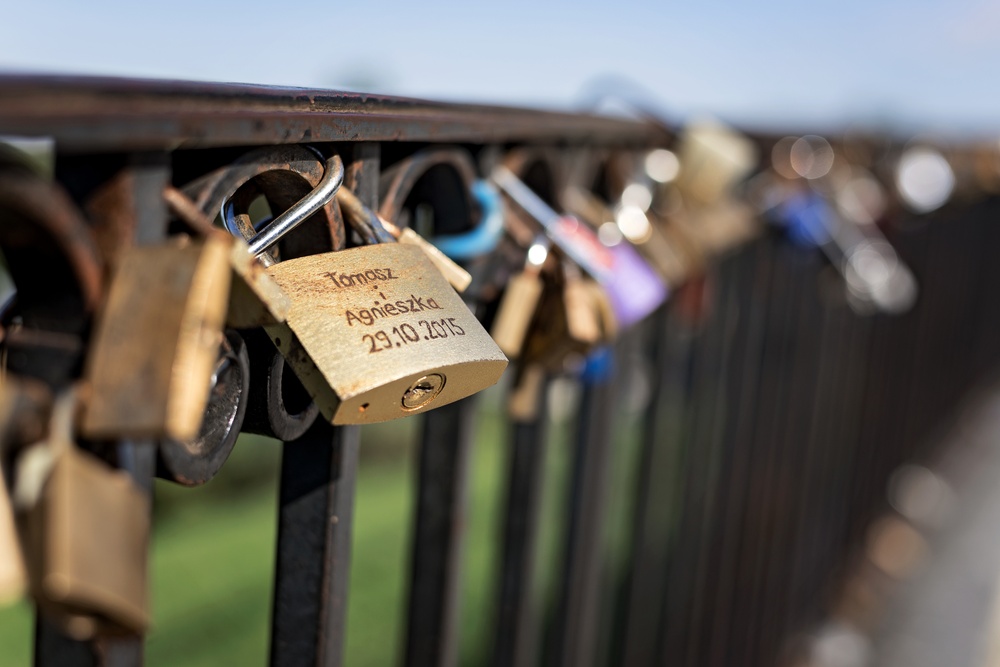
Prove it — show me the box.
[2,0,997,133]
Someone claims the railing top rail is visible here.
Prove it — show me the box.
[0,75,667,152]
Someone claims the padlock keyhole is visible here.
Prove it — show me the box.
[401,374,446,411]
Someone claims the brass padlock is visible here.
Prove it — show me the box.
[264,242,507,424]
[229,158,508,425]
[14,390,150,638]
[671,120,761,259]
[519,271,593,372]
[81,234,232,442]
[562,262,606,347]
[490,237,549,358]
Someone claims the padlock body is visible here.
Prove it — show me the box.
[21,447,150,637]
[265,244,507,424]
[491,270,544,357]
[82,236,232,441]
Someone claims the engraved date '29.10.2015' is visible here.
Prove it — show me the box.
[362,318,466,354]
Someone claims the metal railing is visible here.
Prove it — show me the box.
[0,75,998,667]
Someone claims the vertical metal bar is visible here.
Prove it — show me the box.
[404,396,478,667]
[642,295,700,667]
[615,303,673,667]
[269,420,360,667]
[550,350,618,667]
[704,240,774,667]
[492,378,550,667]
[781,287,855,638]
[647,262,746,667]
[725,241,798,667]
[34,622,98,667]
[754,252,824,665]
[33,152,169,667]
[655,289,713,667]
[678,252,747,667]
[269,143,377,667]
[593,323,649,667]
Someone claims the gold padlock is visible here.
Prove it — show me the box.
[14,390,150,638]
[671,119,761,260]
[264,241,508,424]
[81,234,232,442]
[224,155,507,424]
[562,260,604,345]
[490,237,549,358]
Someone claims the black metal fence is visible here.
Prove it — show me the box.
[0,76,998,667]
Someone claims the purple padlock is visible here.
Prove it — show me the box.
[493,166,667,329]
[603,241,668,328]
[548,215,666,328]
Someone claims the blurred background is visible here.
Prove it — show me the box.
[1,2,999,666]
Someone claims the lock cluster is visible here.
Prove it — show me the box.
[0,101,996,654]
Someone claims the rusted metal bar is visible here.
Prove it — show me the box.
[696,242,771,667]
[404,396,478,667]
[716,242,790,667]
[492,379,551,667]
[29,152,167,667]
[268,143,377,667]
[269,419,359,667]
[0,76,665,152]
[755,252,825,665]
[549,352,618,667]
[615,304,673,667]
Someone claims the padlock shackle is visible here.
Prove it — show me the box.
[248,155,344,258]
[336,187,396,245]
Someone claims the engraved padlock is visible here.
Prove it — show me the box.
[229,153,508,424]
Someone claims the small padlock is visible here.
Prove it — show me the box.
[229,158,508,424]
[562,262,603,346]
[14,389,150,638]
[670,120,761,259]
[674,119,758,206]
[519,269,593,373]
[490,236,549,358]
[81,233,232,442]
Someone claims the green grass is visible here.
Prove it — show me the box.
[0,383,646,667]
